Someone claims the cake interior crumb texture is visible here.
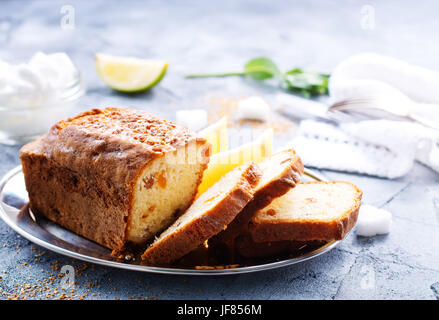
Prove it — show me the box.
[128,145,207,244]
[254,182,361,223]
[155,164,253,241]
[141,162,260,265]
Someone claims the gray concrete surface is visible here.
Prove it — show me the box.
[0,0,438,300]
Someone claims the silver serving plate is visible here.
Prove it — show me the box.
[0,166,340,275]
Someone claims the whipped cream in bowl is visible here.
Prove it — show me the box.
[0,52,85,145]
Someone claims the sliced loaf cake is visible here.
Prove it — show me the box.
[212,149,303,243]
[20,108,211,251]
[141,162,261,265]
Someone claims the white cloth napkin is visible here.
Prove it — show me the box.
[292,119,439,178]
[290,53,439,178]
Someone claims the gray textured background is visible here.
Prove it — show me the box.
[0,0,439,300]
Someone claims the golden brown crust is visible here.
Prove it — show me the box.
[212,150,304,243]
[249,181,362,243]
[20,107,208,250]
[141,162,262,266]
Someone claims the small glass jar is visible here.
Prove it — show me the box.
[0,71,86,145]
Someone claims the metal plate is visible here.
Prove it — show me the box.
[0,166,340,275]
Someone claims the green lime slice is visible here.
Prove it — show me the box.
[95,53,168,92]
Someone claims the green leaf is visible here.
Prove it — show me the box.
[243,57,281,80]
[285,68,303,75]
[185,57,330,98]
[282,69,329,97]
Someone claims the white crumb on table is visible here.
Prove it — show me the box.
[176,109,208,131]
[356,204,392,237]
[236,96,271,122]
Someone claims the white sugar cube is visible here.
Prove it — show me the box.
[176,109,208,131]
[236,96,271,122]
[356,204,392,237]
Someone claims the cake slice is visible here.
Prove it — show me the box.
[212,149,303,243]
[249,181,362,243]
[141,162,261,266]
[20,108,211,251]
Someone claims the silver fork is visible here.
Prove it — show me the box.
[327,96,439,131]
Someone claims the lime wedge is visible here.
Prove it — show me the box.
[95,53,168,92]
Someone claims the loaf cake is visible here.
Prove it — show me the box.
[249,181,362,243]
[212,149,304,244]
[141,162,261,266]
[20,107,211,251]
